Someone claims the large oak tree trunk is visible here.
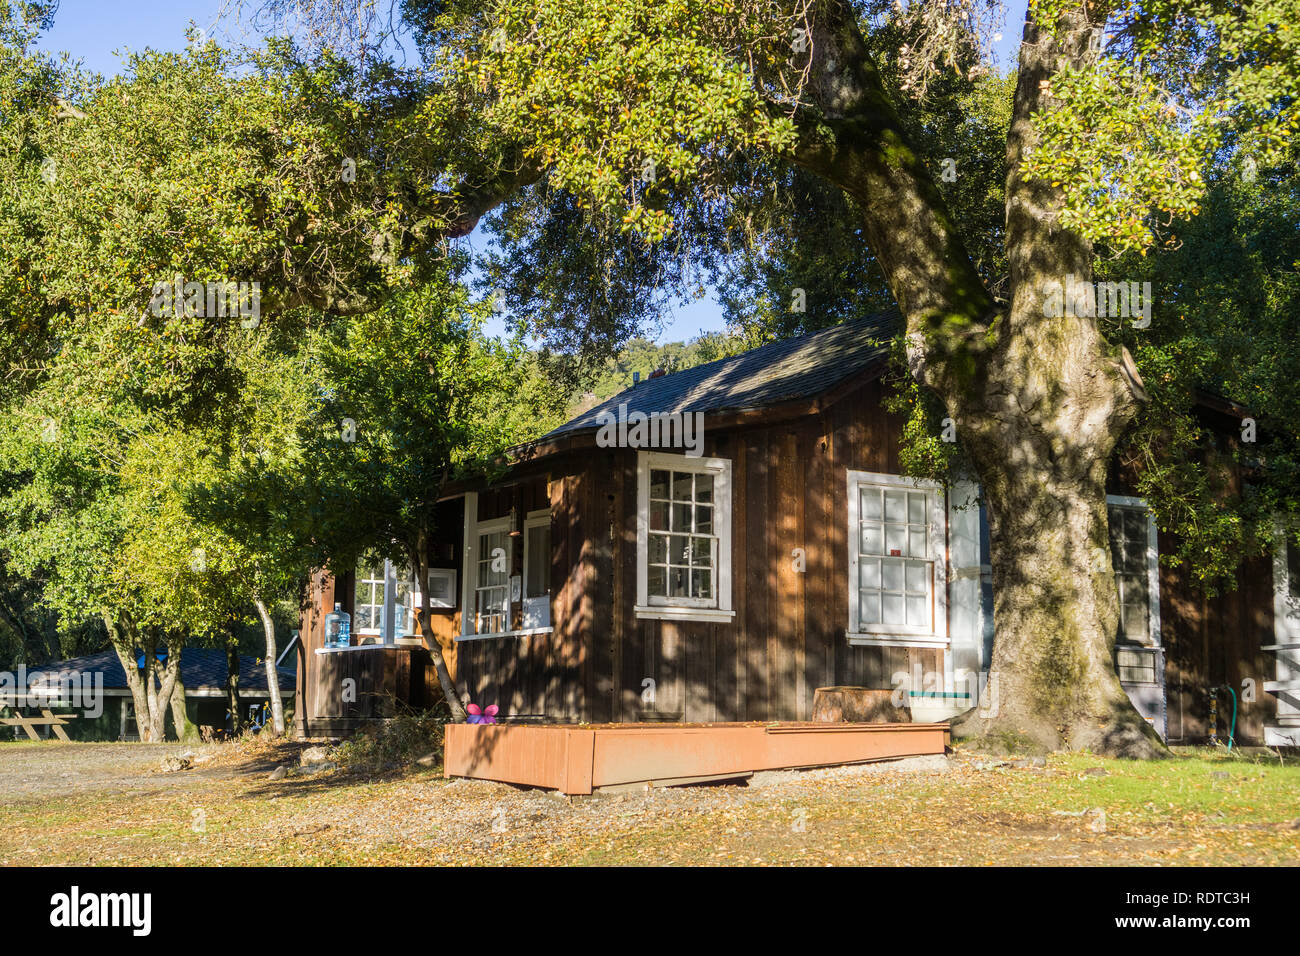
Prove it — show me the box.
[943,5,1162,757]
[794,1,1163,755]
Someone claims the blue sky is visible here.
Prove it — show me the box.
[41,0,1029,344]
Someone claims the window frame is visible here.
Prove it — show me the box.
[353,558,419,644]
[1106,494,1161,648]
[846,471,949,648]
[353,560,388,638]
[635,450,735,624]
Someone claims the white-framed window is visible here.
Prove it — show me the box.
[1106,495,1161,647]
[354,558,417,643]
[354,560,388,637]
[635,451,734,623]
[847,472,948,647]
[522,509,551,628]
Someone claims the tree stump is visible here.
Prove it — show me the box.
[812,687,911,724]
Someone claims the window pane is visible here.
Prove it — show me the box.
[885,490,907,522]
[648,533,668,565]
[860,524,882,555]
[859,559,880,589]
[694,536,714,567]
[881,559,904,592]
[885,525,907,556]
[672,502,693,532]
[908,528,928,558]
[695,474,713,503]
[669,534,691,564]
[691,569,713,600]
[648,565,667,596]
[393,565,413,636]
[649,499,670,531]
[695,505,713,534]
[905,561,929,593]
[650,469,670,499]
[861,489,882,520]
[882,593,905,625]
[525,525,550,598]
[859,591,880,626]
[667,567,687,597]
[908,493,927,524]
[480,532,507,585]
[1122,603,1148,641]
[906,594,929,627]
[672,472,694,501]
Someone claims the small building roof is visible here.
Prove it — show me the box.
[542,312,900,441]
[21,648,295,695]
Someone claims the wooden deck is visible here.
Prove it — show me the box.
[444,721,950,795]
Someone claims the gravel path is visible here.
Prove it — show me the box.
[0,741,280,797]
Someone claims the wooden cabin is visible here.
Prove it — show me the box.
[296,315,1297,746]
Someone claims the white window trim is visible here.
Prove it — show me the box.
[635,450,735,623]
[846,471,948,648]
[1107,494,1162,647]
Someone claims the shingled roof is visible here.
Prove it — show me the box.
[544,312,900,441]
[22,648,295,695]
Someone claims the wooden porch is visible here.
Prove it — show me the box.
[444,720,950,795]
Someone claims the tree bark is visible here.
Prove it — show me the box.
[787,1,1162,755]
[105,613,155,742]
[140,632,183,743]
[410,530,467,722]
[944,4,1161,756]
[254,597,285,735]
[226,640,244,735]
[169,674,198,742]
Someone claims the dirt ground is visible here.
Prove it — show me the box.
[1,741,1297,866]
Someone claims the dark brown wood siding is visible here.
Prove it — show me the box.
[305,376,1278,740]
[1160,545,1277,744]
[548,377,943,724]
